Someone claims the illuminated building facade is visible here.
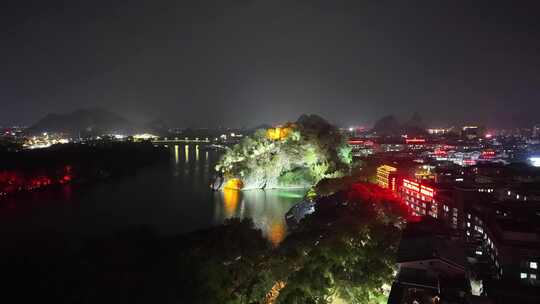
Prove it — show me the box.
[376,165,398,191]
[401,179,438,218]
[461,125,484,139]
[347,138,375,156]
[427,128,451,135]
[266,126,293,141]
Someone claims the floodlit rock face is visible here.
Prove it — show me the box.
[213,114,351,190]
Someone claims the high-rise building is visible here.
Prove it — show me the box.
[376,165,397,190]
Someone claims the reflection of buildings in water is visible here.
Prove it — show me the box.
[174,145,179,164]
[193,147,200,178]
[184,145,189,163]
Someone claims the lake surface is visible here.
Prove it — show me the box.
[0,145,306,246]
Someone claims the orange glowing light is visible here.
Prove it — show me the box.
[266,126,292,140]
[264,281,286,304]
[224,178,243,190]
[222,188,240,217]
[267,222,286,247]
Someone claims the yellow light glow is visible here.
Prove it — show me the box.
[266,126,292,140]
[376,165,397,189]
[133,133,158,140]
[267,222,286,247]
[222,188,240,217]
[264,281,286,304]
[224,178,243,190]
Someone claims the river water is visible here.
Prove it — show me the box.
[0,145,306,246]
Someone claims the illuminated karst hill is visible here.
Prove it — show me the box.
[214,114,352,190]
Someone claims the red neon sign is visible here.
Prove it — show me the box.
[434,149,447,156]
[403,179,435,197]
[481,150,495,158]
[463,159,476,165]
[420,185,434,197]
[403,179,420,192]
[406,138,426,144]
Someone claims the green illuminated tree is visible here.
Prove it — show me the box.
[215,114,351,189]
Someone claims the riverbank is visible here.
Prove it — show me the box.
[0,142,168,200]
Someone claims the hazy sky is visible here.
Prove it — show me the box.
[2,0,540,127]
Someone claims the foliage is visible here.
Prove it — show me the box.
[175,183,407,304]
[174,183,407,304]
[215,114,351,189]
[273,183,407,304]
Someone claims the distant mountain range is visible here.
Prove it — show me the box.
[28,108,430,138]
[28,108,138,136]
[370,113,427,136]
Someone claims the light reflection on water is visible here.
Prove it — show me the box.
[215,188,306,246]
[0,145,305,245]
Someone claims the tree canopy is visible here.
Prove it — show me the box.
[215,114,352,190]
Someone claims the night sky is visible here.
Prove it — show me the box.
[2,0,540,128]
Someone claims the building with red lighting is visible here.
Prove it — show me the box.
[401,179,438,218]
[400,179,460,229]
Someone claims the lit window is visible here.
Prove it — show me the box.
[531,262,538,269]
[475,250,483,255]
[521,273,527,279]
[508,191,511,196]
[467,222,471,227]
[466,231,470,236]
[532,274,537,280]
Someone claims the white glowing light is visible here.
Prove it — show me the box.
[133,133,158,140]
[530,157,540,167]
